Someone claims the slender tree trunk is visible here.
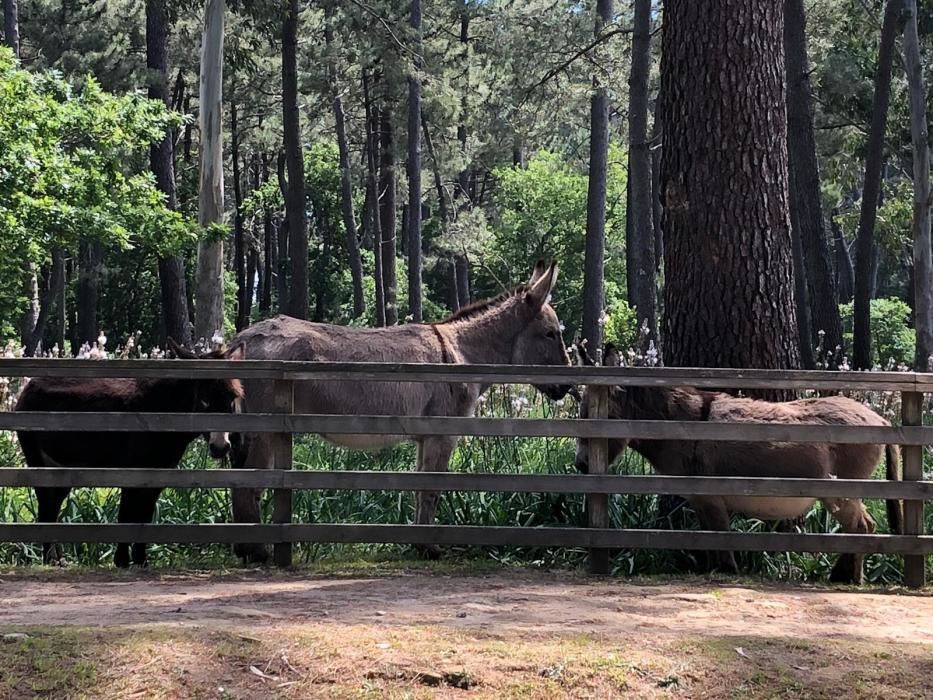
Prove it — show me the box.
[76,240,103,345]
[260,156,274,314]
[24,250,65,357]
[146,0,192,348]
[282,0,308,320]
[661,0,800,372]
[3,0,19,57]
[456,5,471,203]
[904,0,933,370]
[363,70,386,326]
[379,105,399,325]
[276,151,290,314]
[406,0,424,322]
[650,100,663,274]
[789,186,816,368]
[324,10,365,319]
[582,0,614,352]
[455,254,470,307]
[194,0,226,344]
[831,210,855,304]
[785,0,843,355]
[853,0,904,369]
[626,0,657,351]
[231,100,249,332]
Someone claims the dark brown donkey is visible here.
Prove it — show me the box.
[15,341,245,568]
[575,346,903,584]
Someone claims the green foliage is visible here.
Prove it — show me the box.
[481,149,627,338]
[840,297,916,369]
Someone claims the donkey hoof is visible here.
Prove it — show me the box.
[235,543,270,566]
[114,553,131,569]
[415,544,443,561]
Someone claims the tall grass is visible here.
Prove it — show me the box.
[0,383,929,584]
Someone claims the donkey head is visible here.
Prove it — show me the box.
[511,260,572,400]
[574,343,630,473]
[168,338,246,459]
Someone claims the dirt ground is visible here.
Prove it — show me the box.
[1,564,932,699]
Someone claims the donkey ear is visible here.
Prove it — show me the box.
[167,337,197,360]
[528,259,548,285]
[526,262,558,308]
[225,343,246,361]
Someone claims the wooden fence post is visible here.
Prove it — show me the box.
[587,384,610,574]
[272,379,294,567]
[901,391,926,589]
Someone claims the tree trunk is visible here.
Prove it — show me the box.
[282,0,308,320]
[194,0,226,344]
[582,0,614,352]
[146,0,192,349]
[904,0,933,370]
[24,250,65,357]
[455,254,470,307]
[363,70,386,326]
[406,0,424,323]
[660,0,800,372]
[3,0,19,57]
[789,185,816,368]
[831,210,855,304]
[276,151,290,314]
[76,239,103,345]
[456,6,471,203]
[626,0,657,352]
[324,10,365,319]
[232,100,249,332]
[785,0,843,356]
[379,105,399,325]
[852,0,904,369]
[260,156,274,314]
[650,99,663,274]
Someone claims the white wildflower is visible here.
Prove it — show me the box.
[211,330,224,349]
[597,310,608,327]
[97,332,107,349]
[558,322,565,333]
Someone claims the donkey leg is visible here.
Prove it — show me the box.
[116,487,161,568]
[35,487,70,566]
[231,433,272,565]
[823,498,875,585]
[689,497,739,575]
[414,437,458,560]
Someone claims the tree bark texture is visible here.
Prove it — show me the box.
[363,71,386,326]
[660,0,800,370]
[784,0,843,356]
[275,151,289,314]
[325,10,365,319]
[282,0,308,320]
[3,0,19,57]
[232,100,248,332]
[831,210,855,304]
[904,0,933,370]
[194,0,226,344]
[146,0,192,348]
[406,0,424,323]
[582,0,613,352]
[76,239,103,345]
[24,250,65,357]
[455,253,470,307]
[852,0,904,369]
[626,0,657,351]
[789,185,816,368]
[379,105,399,325]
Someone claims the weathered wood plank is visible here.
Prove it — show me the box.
[902,392,926,588]
[0,358,928,391]
[2,469,932,500]
[272,379,294,567]
[3,412,932,445]
[586,385,610,574]
[4,522,933,554]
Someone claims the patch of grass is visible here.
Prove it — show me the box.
[0,627,97,699]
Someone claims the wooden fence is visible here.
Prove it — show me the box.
[0,359,930,587]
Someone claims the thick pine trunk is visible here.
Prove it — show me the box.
[406,0,423,322]
[853,0,904,369]
[904,0,933,370]
[146,0,192,348]
[379,105,399,325]
[626,0,657,351]
[582,0,613,352]
[324,10,365,319]
[660,0,800,371]
[785,0,843,358]
[194,0,226,344]
[282,0,308,320]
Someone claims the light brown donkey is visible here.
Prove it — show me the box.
[226,261,571,563]
[575,347,903,584]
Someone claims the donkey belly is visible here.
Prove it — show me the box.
[321,433,408,450]
[722,496,816,520]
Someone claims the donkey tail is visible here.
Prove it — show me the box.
[885,444,904,535]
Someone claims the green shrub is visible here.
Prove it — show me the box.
[839,297,916,369]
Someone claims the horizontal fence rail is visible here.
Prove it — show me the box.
[3,469,932,500]
[0,359,930,586]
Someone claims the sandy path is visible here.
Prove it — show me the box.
[1,570,930,645]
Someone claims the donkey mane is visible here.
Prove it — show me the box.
[437,285,528,324]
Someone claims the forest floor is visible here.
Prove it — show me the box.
[1,561,931,699]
